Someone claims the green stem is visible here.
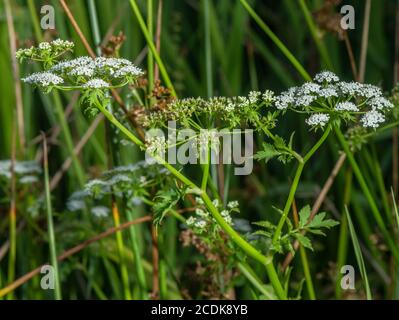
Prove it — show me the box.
[43,138,62,300]
[335,168,352,299]
[129,0,176,97]
[239,0,311,81]
[299,245,316,299]
[201,148,210,191]
[335,126,399,263]
[273,126,331,243]
[237,262,276,299]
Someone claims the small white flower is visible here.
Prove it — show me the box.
[262,90,275,103]
[212,199,219,208]
[221,210,229,217]
[195,197,204,205]
[313,71,339,84]
[305,113,330,127]
[38,42,51,50]
[248,91,261,104]
[360,110,385,128]
[359,84,382,99]
[69,66,95,77]
[51,39,74,49]
[237,96,251,108]
[186,216,196,226]
[224,215,233,224]
[146,136,167,158]
[22,72,64,87]
[194,219,207,229]
[114,65,143,78]
[82,78,109,89]
[224,102,235,112]
[275,89,296,110]
[294,94,316,107]
[337,81,363,96]
[299,82,321,95]
[221,210,233,224]
[227,201,239,209]
[318,87,338,98]
[195,208,209,218]
[335,101,359,112]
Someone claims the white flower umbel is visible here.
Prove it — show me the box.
[275,88,296,110]
[368,96,394,111]
[82,78,109,89]
[313,71,340,84]
[305,113,330,127]
[361,110,385,128]
[146,136,167,158]
[274,70,393,129]
[359,84,382,99]
[335,101,359,112]
[22,72,64,87]
[114,65,143,78]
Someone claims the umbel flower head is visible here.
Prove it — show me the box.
[16,39,74,69]
[18,40,143,95]
[274,71,394,129]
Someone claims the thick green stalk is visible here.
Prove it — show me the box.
[239,0,311,81]
[335,127,399,263]
[96,100,286,299]
[273,126,331,243]
[237,262,276,299]
[129,0,176,96]
[43,137,62,300]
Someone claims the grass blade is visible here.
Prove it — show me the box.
[345,206,372,300]
[42,134,62,300]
